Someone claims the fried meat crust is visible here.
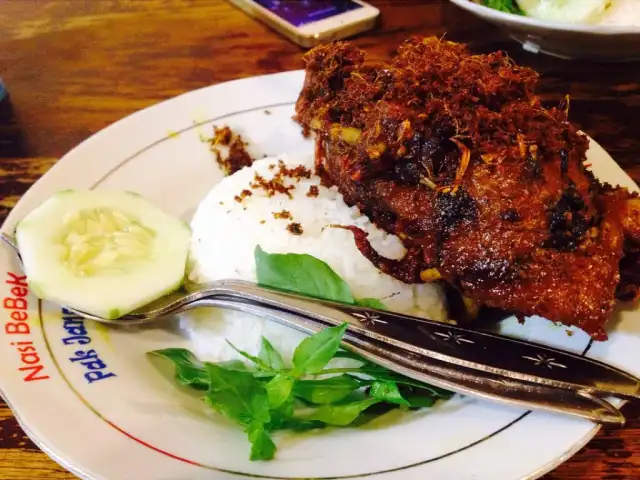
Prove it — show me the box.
[295,37,640,340]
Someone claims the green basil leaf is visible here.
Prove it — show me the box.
[255,246,354,304]
[349,402,399,427]
[369,381,410,406]
[355,298,387,310]
[281,419,326,431]
[226,340,272,371]
[292,323,348,376]
[268,396,327,434]
[359,363,452,397]
[258,336,285,371]
[406,384,454,405]
[305,397,381,426]
[267,396,295,430]
[204,362,271,426]
[405,383,453,398]
[266,397,327,432]
[216,359,252,372]
[402,391,437,408]
[148,348,209,390]
[266,374,295,408]
[293,375,362,404]
[272,417,326,432]
[247,421,277,461]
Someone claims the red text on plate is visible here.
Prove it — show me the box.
[3,272,50,382]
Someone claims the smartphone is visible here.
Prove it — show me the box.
[228,0,380,48]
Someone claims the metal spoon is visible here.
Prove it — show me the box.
[0,232,631,425]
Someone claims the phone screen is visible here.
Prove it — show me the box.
[254,1,363,27]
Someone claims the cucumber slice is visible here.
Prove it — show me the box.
[15,190,191,319]
[517,0,612,24]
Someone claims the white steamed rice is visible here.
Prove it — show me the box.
[181,153,448,366]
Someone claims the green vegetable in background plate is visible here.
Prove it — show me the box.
[483,0,524,15]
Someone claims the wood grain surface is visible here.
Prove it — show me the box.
[0,1,639,479]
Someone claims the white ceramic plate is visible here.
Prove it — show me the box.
[0,70,638,480]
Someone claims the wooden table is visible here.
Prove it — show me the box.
[0,1,639,478]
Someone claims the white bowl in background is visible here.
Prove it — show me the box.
[449,0,640,61]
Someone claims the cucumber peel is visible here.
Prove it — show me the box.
[15,189,191,319]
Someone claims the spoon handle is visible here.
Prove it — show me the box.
[192,295,625,426]
[195,279,640,402]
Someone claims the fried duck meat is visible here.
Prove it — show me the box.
[294,37,640,340]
